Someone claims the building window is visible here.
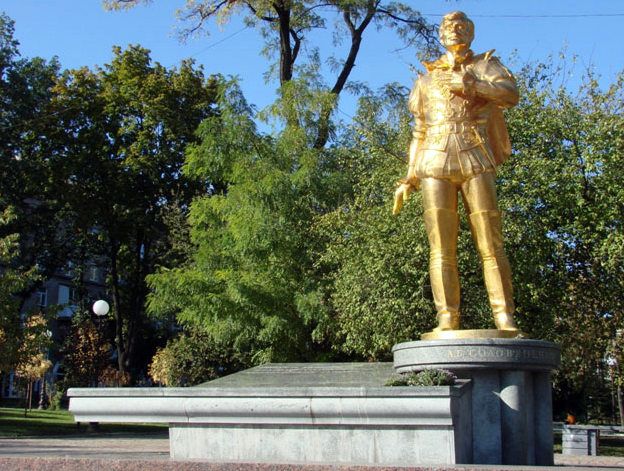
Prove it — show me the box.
[36,288,47,308]
[57,285,78,319]
[61,261,75,278]
[87,266,100,283]
[57,285,77,305]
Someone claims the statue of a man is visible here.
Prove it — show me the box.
[393,11,520,336]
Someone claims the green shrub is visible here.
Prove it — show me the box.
[47,388,65,411]
[385,369,457,386]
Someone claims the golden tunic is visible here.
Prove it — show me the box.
[408,50,518,182]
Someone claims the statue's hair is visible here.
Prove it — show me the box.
[440,11,475,39]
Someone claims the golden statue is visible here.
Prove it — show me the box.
[393,11,522,340]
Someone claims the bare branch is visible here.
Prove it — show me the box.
[179,0,231,36]
[314,1,379,148]
[376,7,423,25]
[332,2,377,95]
[290,29,302,64]
[298,3,334,16]
[273,2,294,84]
[342,10,356,35]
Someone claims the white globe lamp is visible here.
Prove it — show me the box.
[93,300,110,317]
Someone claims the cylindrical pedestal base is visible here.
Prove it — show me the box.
[392,338,560,466]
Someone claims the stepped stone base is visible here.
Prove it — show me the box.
[70,363,472,466]
[69,338,560,466]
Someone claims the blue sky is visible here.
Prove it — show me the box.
[2,0,623,118]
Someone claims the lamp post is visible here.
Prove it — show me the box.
[93,300,110,339]
[92,299,110,384]
[89,300,110,431]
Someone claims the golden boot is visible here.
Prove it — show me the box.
[424,208,461,331]
[468,209,518,331]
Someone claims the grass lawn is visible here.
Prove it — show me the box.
[0,407,167,438]
[600,436,624,457]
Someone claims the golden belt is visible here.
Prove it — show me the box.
[426,121,487,135]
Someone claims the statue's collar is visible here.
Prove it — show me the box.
[423,49,474,72]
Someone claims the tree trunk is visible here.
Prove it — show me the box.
[618,382,624,427]
[28,381,33,411]
[275,4,293,84]
[314,7,374,149]
[109,239,127,373]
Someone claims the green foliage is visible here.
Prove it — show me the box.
[500,63,624,415]
[148,79,351,364]
[385,369,457,387]
[0,206,40,374]
[314,87,430,360]
[313,83,501,360]
[148,329,244,386]
[316,61,624,417]
[47,389,64,411]
[2,5,622,422]
[0,15,61,359]
[103,1,439,148]
[149,60,624,413]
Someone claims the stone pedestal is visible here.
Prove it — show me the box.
[393,338,560,466]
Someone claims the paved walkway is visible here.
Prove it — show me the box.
[0,435,623,470]
[0,435,170,461]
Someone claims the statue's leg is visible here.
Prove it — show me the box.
[462,173,518,330]
[421,178,460,331]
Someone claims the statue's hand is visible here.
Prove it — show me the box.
[393,182,414,215]
[449,66,476,95]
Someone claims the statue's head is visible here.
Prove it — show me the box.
[439,11,474,51]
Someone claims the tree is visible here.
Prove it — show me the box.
[0,207,40,374]
[0,14,63,313]
[103,0,439,148]
[49,46,219,379]
[14,314,52,412]
[58,312,111,389]
[147,79,353,363]
[312,85,433,360]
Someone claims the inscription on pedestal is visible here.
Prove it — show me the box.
[393,339,561,372]
[446,346,558,363]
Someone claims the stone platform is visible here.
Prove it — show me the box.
[69,363,472,466]
[69,339,560,467]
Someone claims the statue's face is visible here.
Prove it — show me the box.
[439,18,474,50]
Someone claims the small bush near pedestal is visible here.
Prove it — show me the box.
[386,369,457,387]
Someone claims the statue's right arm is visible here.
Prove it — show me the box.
[406,128,423,185]
[393,79,424,215]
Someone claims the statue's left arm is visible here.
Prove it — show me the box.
[454,53,519,108]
